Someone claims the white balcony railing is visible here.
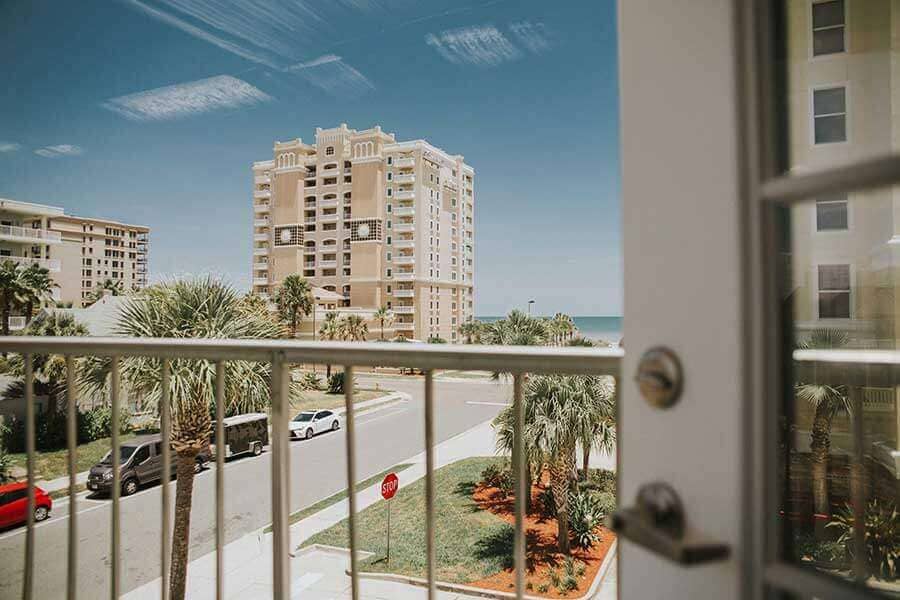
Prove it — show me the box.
[393,321,415,330]
[394,173,415,184]
[253,247,269,256]
[252,261,268,270]
[394,190,415,201]
[0,335,621,600]
[394,272,415,281]
[254,233,269,242]
[393,238,415,249]
[394,255,415,265]
[6,316,26,331]
[254,175,270,185]
[393,305,414,314]
[393,289,414,298]
[318,260,337,268]
[0,224,62,244]
[304,247,316,254]
[393,223,414,233]
[253,202,270,214]
[253,189,271,199]
[319,198,339,208]
[393,206,415,217]
[253,218,269,227]
[252,277,269,286]
[394,157,415,168]
[319,213,339,222]
[0,255,61,272]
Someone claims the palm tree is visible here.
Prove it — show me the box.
[17,264,55,324]
[494,374,615,554]
[796,328,852,532]
[482,310,549,347]
[373,306,392,340]
[87,278,125,305]
[339,314,368,341]
[319,312,340,377]
[0,260,23,336]
[80,278,294,600]
[577,376,616,478]
[275,274,313,338]
[5,313,88,414]
[458,320,483,344]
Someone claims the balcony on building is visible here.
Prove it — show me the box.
[394,222,414,233]
[394,289,414,298]
[253,232,269,242]
[319,259,337,268]
[394,272,415,281]
[393,305,415,314]
[394,157,415,168]
[253,260,268,270]
[254,175,270,185]
[320,212,339,223]
[252,277,268,286]
[393,238,415,249]
[394,173,415,184]
[394,255,415,265]
[0,224,62,245]
[394,190,415,201]
[253,218,269,227]
[253,201,270,214]
[304,217,317,225]
[253,247,269,256]
[304,245,316,254]
[320,197,339,208]
[394,206,415,217]
[394,321,414,330]
[0,254,61,272]
[253,189,270,199]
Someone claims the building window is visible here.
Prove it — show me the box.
[387,156,393,165]
[386,236,392,245]
[387,285,392,293]
[818,264,851,318]
[325,146,335,156]
[386,252,392,261]
[812,0,845,56]
[387,188,393,197]
[815,194,848,231]
[387,172,393,181]
[812,86,846,144]
[386,204,392,213]
[386,268,392,278]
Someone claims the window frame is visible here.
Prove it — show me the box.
[809,0,847,59]
[810,83,849,146]
[813,262,853,320]
[813,194,850,233]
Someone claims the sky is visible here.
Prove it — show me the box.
[0,0,621,317]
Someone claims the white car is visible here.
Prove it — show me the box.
[289,409,341,440]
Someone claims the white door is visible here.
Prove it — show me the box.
[619,1,900,599]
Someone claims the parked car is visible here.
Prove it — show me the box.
[289,409,341,440]
[87,434,209,496]
[210,413,268,459]
[0,482,52,528]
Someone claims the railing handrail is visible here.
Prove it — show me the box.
[0,336,623,376]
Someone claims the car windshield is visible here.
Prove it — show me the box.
[100,446,137,465]
[293,412,315,423]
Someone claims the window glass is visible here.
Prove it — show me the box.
[815,195,848,231]
[132,445,151,464]
[812,0,845,56]
[812,87,846,144]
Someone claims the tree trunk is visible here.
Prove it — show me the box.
[291,313,297,338]
[169,449,199,600]
[581,443,590,480]
[523,467,532,514]
[1,296,10,337]
[24,300,34,324]
[549,455,572,555]
[809,404,834,536]
[326,364,332,378]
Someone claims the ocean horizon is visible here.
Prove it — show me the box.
[475,315,623,343]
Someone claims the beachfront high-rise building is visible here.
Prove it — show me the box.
[0,198,150,316]
[251,124,475,341]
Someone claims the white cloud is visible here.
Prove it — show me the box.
[425,25,521,67]
[102,75,272,122]
[34,144,84,158]
[0,142,20,153]
[508,21,551,54]
[287,55,374,98]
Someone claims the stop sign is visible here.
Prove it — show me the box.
[381,473,399,500]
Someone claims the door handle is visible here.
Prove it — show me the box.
[608,482,730,565]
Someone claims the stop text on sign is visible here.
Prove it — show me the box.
[381,473,399,500]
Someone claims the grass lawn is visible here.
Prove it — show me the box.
[303,457,512,584]
[436,370,494,380]
[290,388,393,413]
[265,463,414,533]
[9,433,135,482]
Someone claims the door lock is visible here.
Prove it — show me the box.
[609,482,730,565]
[636,346,683,409]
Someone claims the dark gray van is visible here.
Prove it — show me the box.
[210,413,268,459]
[87,434,209,496]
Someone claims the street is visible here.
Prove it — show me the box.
[0,376,509,600]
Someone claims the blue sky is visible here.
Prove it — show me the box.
[0,0,620,316]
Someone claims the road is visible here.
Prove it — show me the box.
[0,376,510,600]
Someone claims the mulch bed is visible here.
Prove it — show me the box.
[468,475,615,598]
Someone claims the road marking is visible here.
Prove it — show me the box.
[466,401,511,407]
[291,572,323,597]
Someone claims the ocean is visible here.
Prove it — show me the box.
[475,316,623,343]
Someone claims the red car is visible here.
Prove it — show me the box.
[0,483,52,529]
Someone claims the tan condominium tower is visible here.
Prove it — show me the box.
[252,123,475,342]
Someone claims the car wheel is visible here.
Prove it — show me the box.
[305,428,314,440]
[122,479,138,496]
[34,506,49,522]
[252,443,262,456]
[332,420,339,431]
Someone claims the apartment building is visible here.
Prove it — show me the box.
[49,215,149,307]
[0,198,149,312]
[786,0,900,471]
[252,123,474,341]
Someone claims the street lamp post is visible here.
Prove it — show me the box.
[527,300,535,316]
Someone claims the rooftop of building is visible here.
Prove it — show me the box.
[0,197,65,218]
[52,213,150,232]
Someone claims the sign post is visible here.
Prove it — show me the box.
[381,472,399,567]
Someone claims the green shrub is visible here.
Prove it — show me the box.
[583,469,617,496]
[0,447,13,483]
[480,462,513,496]
[594,491,617,518]
[536,583,549,594]
[793,531,847,564]
[2,405,131,453]
[78,405,131,444]
[829,499,900,580]
[568,490,604,548]
[300,372,322,391]
[547,568,560,588]
[539,487,556,518]
[327,372,346,394]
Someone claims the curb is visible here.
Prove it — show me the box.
[347,538,618,600]
[336,391,410,418]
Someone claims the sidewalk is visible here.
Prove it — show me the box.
[123,419,618,600]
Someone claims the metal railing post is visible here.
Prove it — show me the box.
[512,373,526,599]
[214,361,226,600]
[269,355,290,600]
[344,365,360,600]
[66,355,78,600]
[160,359,172,600]
[424,370,437,600]
[23,354,35,600]
[110,357,121,600]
